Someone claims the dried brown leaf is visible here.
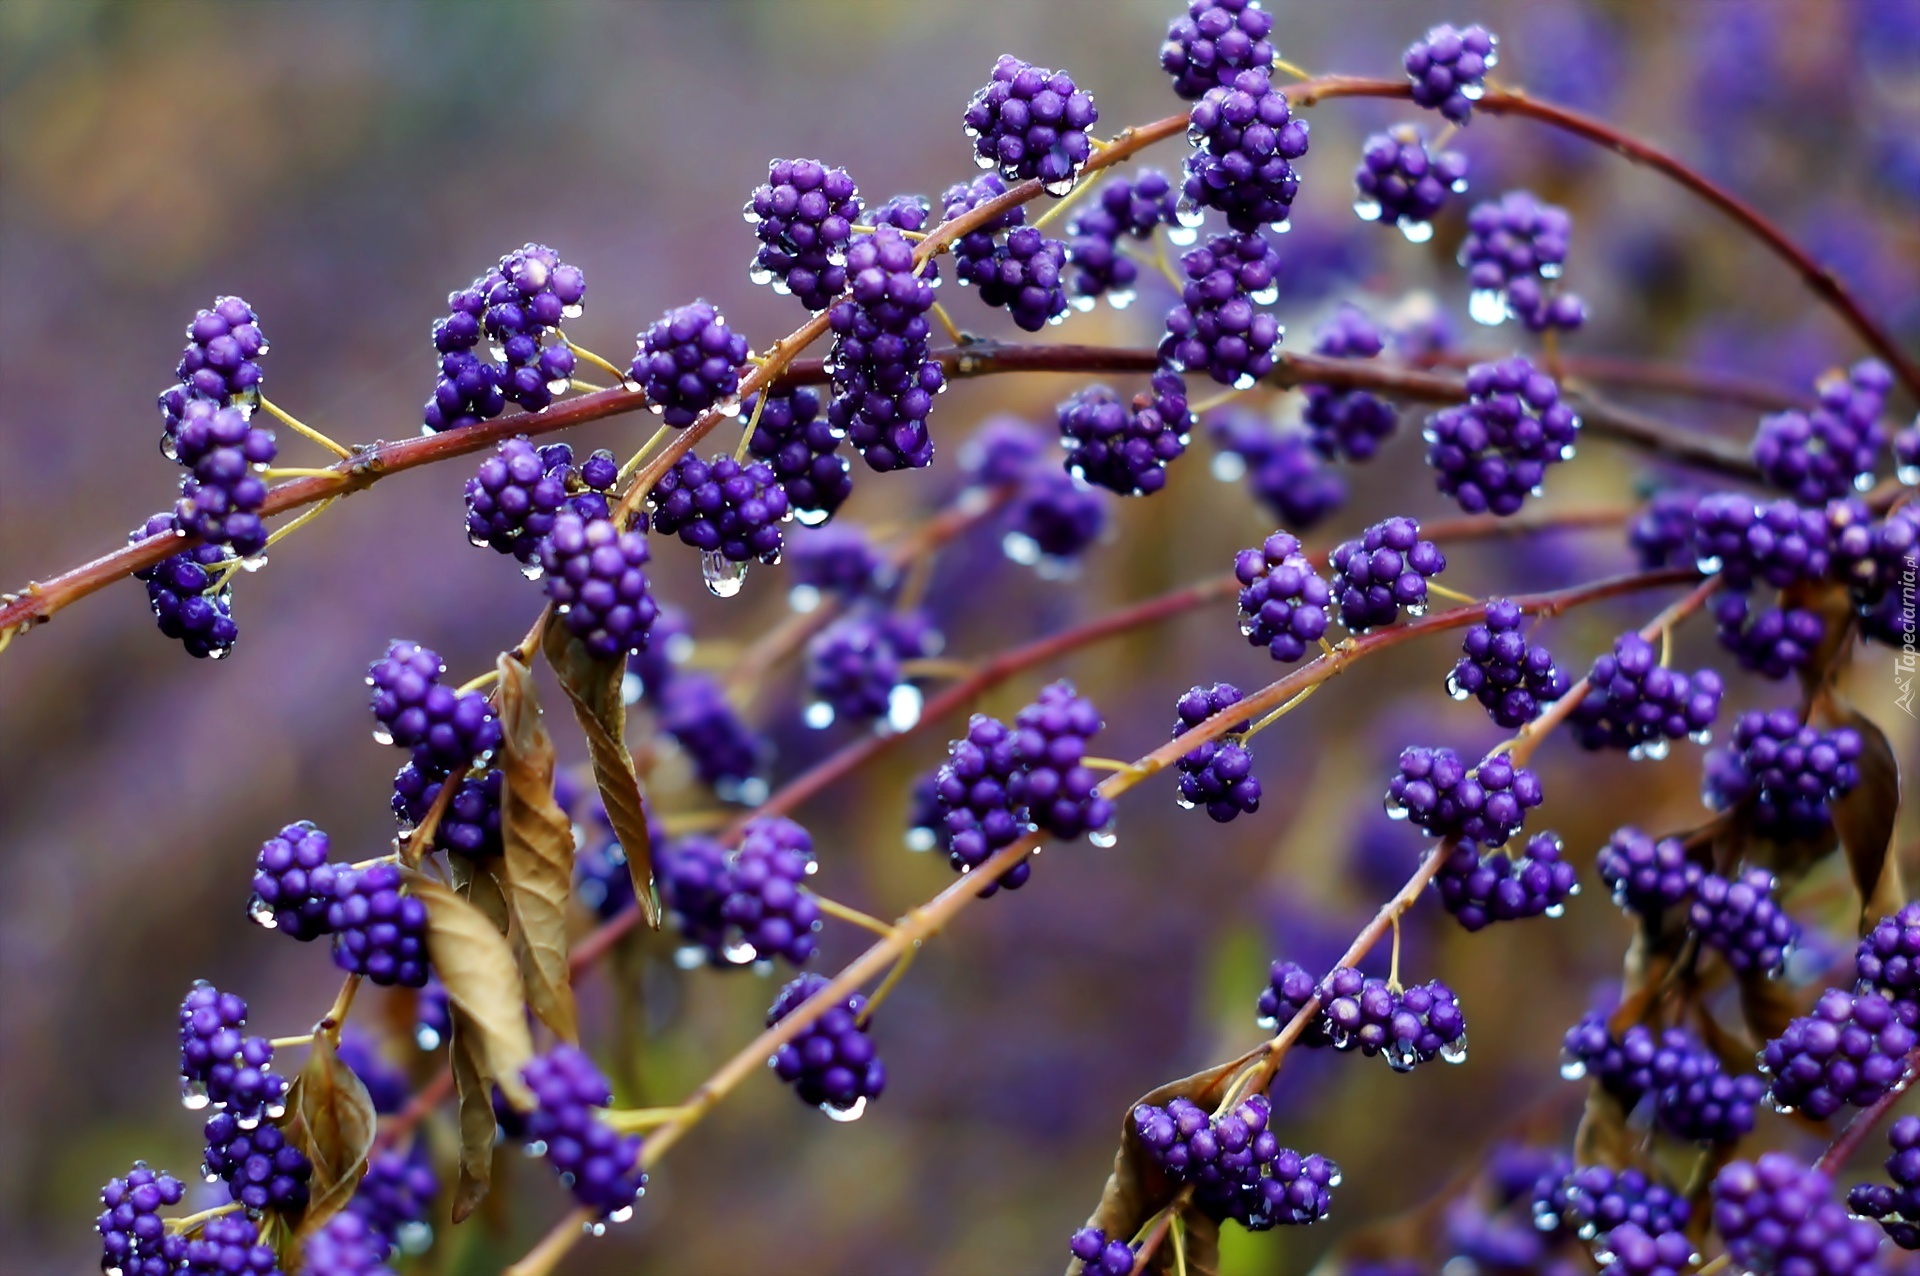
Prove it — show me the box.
[451,855,509,934]
[496,655,579,1044]
[1825,702,1903,930]
[1737,970,1802,1046]
[1572,1086,1634,1170]
[282,1034,376,1236]
[449,1005,497,1222]
[1071,1059,1240,1276]
[542,626,658,928]
[406,870,533,1109]
[1179,1212,1220,1276]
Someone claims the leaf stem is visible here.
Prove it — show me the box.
[812,895,899,939]
[856,945,916,1028]
[564,339,633,387]
[258,395,353,458]
[502,1206,594,1276]
[600,1105,692,1134]
[164,1202,243,1235]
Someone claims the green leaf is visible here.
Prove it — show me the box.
[1826,702,1903,931]
[1071,1060,1240,1276]
[542,626,659,928]
[406,870,533,1111]
[495,655,580,1044]
[449,1005,498,1223]
[281,1034,376,1237]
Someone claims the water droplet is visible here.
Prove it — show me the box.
[1175,203,1205,229]
[585,1220,608,1238]
[235,1112,261,1131]
[620,672,643,706]
[1441,1035,1468,1064]
[701,552,749,598]
[1462,83,1485,101]
[180,1078,210,1110]
[1107,289,1137,311]
[1232,372,1256,390]
[1444,671,1470,701]
[1405,602,1427,618]
[1539,261,1562,280]
[1899,463,1920,486]
[1468,289,1509,326]
[1383,796,1409,821]
[673,945,708,970]
[804,701,836,730]
[395,1221,433,1256]
[1001,530,1042,566]
[886,683,923,733]
[823,1096,868,1122]
[1544,903,1565,919]
[1042,174,1079,198]
[723,940,758,965]
[718,775,770,806]
[1629,737,1671,762]
[1533,1207,1561,1232]
[904,826,936,853]
[239,551,268,573]
[1386,1040,1418,1072]
[1176,794,1198,811]
[1166,223,1198,247]
[370,725,394,746]
[1397,218,1434,244]
[415,1023,444,1051]
[793,505,831,527]
[1558,1058,1587,1081]
[1352,197,1384,223]
[264,1097,286,1121]
[607,1204,635,1225]
[1689,728,1713,745]
[1695,554,1723,574]
[1069,294,1096,314]
[1089,826,1118,848]
[247,895,278,929]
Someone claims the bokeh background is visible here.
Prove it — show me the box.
[6,1,1920,1272]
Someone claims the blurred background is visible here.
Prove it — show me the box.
[5,1,1920,1272]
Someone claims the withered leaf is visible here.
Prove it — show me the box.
[1180,1212,1221,1276]
[542,625,659,928]
[282,1033,376,1236]
[449,1005,498,1222]
[1073,1059,1240,1276]
[496,655,580,1044]
[406,870,533,1110]
[450,854,509,935]
[1737,970,1803,1047]
[1572,1086,1634,1171]
[1826,702,1902,931]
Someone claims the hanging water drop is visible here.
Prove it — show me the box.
[904,826,936,853]
[1398,218,1434,244]
[247,894,278,929]
[1211,452,1247,483]
[1001,530,1042,566]
[1352,197,1384,223]
[1088,826,1118,848]
[1445,670,1471,701]
[1469,289,1508,326]
[1166,222,1198,247]
[1440,1035,1468,1064]
[701,552,749,598]
[823,1096,868,1122]
[1558,1057,1587,1081]
[180,1078,210,1110]
[804,701,835,730]
[886,683,923,733]
[1108,289,1136,311]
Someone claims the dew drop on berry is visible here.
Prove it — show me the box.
[1539,261,1562,281]
[180,1077,210,1110]
[519,560,546,582]
[1211,452,1248,482]
[722,940,758,965]
[1177,793,1198,810]
[1469,289,1508,326]
[672,945,708,971]
[1397,218,1434,245]
[793,506,832,528]
[1444,671,1471,701]
[1386,1040,1419,1072]
[823,1096,868,1122]
[546,375,572,396]
[886,684,923,733]
[1353,197,1384,224]
[1440,1035,1468,1064]
[585,1220,608,1237]
[1406,603,1427,618]
[607,1204,635,1225]
[904,826,936,853]
[804,701,835,730]
[1001,530,1043,566]
[1544,903,1565,919]
[788,584,823,614]
[1088,826,1118,849]
[1107,289,1137,311]
[1383,797,1409,821]
[247,895,278,929]
[1558,1056,1587,1081]
[701,552,749,598]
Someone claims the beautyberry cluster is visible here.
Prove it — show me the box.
[945,177,1071,331]
[1302,306,1399,463]
[1161,230,1283,388]
[1689,868,1799,975]
[767,973,887,1115]
[1065,171,1176,305]
[161,295,267,415]
[1856,902,1920,1012]
[1316,966,1469,1070]
[744,159,861,312]
[1385,746,1543,846]
[745,388,854,524]
[1068,1227,1136,1276]
[1567,631,1722,757]
[97,1163,186,1276]
[1848,1116,1920,1250]
[649,452,791,572]
[1329,516,1447,630]
[1433,833,1578,932]
[521,1046,646,1219]
[539,511,660,659]
[248,820,340,940]
[132,512,238,659]
[1712,1154,1884,1275]
[827,222,946,469]
[963,54,1098,193]
[1004,470,1110,570]
[658,672,765,800]
[1171,683,1260,822]
[1761,988,1915,1118]
[1691,493,1832,589]
[180,1214,281,1276]
[1404,23,1499,122]
[1423,356,1581,515]
[630,300,750,427]
[1703,710,1863,838]
[202,1109,311,1213]
[464,437,616,570]
[1752,359,1892,504]
[425,243,585,429]
[168,399,277,557]
[327,861,430,988]
[1234,530,1333,661]
[1711,592,1827,680]
[1595,827,1702,919]
[1161,0,1275,100]
[1182,69,1311,232]
[1447,599,1570,728]
[177,982,288,1120]
[1353,124,1468,241]
[1132,1093,1338,1227]
[1458,191,1585,331]
[1056,370,1192,496]
[804,608,938,730]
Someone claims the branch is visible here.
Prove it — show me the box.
[1815,1044,1920,1175]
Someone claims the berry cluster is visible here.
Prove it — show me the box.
[1065,170,1176,305]
[1057,370,1192,496]
[202,1109,311,1213]
[168,399,278,558]
[767,973,887,1115]
[348,1145,437,1251]
[1433,834,1578,932]
[1703,710,1864,838]
[1690,493,1832,589]
[827,222,946,469]
[180,1214,281,1276]
[162,296,268,416]
[948,202,1071,332]
[131,513,240,659]
[539,512,660,659]
[1172,683,1261,822]
[963,54,1098,193]
[177,982,288,1120]
[97,1163,186,1276]
[1856,902,1920,1012]
[1751,359,1893,504]
[248,820,340,940]
[744,159,861,312]
[1210,412,1347,530]
[1404,23,1499,123]
[804,608,938,729]
[1761,988,1916,1118]
[1385,746,1543,846]
[1132,1093,1338,1227]
[1628,489,1702,570]
[393,762,503,860]
[1328,516,1447,630]
[522,1046,646,1219]
[1711,592,1827,680]
[1013,681,1116,839]
[1068,1227,1136,1276]
[1848,1116,1920,1250]
[630,300,751,428]
[1256,959,1320,1034]
[658,672,765,801]
[303,1212,395,1276]
[1542,1166,1689,1241]
[1161,0,1275,99]
[1447,599,1570,728]
[366,640,501,769]
[1566,630,1723,757]
[1317,967,1469,1070]
[464,437,616,570]
[1234,530,1333,661]
[1558,1017,1765,1143]
[786,523,892,604]
[924,714,1033,893]
[1004,470,1109,570]
[1689,868,1799,975]
[1423,356,1581,515]
[1160,230,1283,388]
[720,817,825,967]
[424,243,585,429]
[1595,826,1702,919]
[1183,69,1312,232]
[1712,1154,1884,1275]
[656,836,732,959]
[1458,191,1585,331]
[327,861,431,988]
[745,388,854,524]
[1354,125,1468,241]
[649,452,791,570]
[1302,306,1399,463]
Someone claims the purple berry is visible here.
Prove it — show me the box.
[745,387,853,523]
[1209,412,1349,529]
[1560,1014,1663,1108]
[1711,592,1827,680]
[1458,190,1584,331]
[1066,171,1176,305]
[1596,827,1701,918]
[1752,360,1893,504]
[327,861,431,988]
[1762,988,1916,1118]
[767,973,887,1114]
[304,1211,396,1276]
[540,512,660,660]
[656,835,731,958]
[1234,530,1333,661]
[786,523,893,602]
[745,159,862,312]
[1173,683,1261,823]
[1691,492,1832,589]
[248,821,343,940]
[202,1109,312,1213]
[1068,1226,1136,1276]
[1057,370,1192,496]
[177,982,288,1120]
[929,714,1033,895]
[1628,489,1702,570]
[1256,959,1323,1036]
[522,1046,646,1218]
[365,641,502,769]
[1013,680,1115,841]
[1161,0,1276,100]
[648,452,791,570]
[1704,710,1864,838]
[1848,1115,1920,1249]
[1354,124,1468,239]
[1433,832,1578,931]
[348,1144,437,1250]
[1594,1222,1697,1276]
[826,223,945,471]
[97,1162,187,1276]
[179,1213,281,1275]
[1568,631,1723,756]
[1005,470,1109,568]
[961,415,1047,489]
[1161,230,1284,388]
[1315,966,1468,1070]
[1329,516,1448,631]
[1690,867,1799,975]
[804,608,939,729]
[1385,745,1542,846]
[1303,305,1399,463]
[658,671,765,802]
[962,54,1098,193]
[1405,24,1500,123]
[631,300,750,428]
[1447,598,1571,729]
[168,295,268,411]
[130,513,240,659]
[1424,356,1581,516]
[1858,902,1920,1015]
[719,816,823,967]
[463,437,615,568]
[1654,1035,1766,1144]
[1132,1092,1337,1227]
[1712,1153,1884,1274]
[1542,1165,1689,1241]
[1182,69,1311,233]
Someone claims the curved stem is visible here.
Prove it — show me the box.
[1816,1044,1920,1174]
